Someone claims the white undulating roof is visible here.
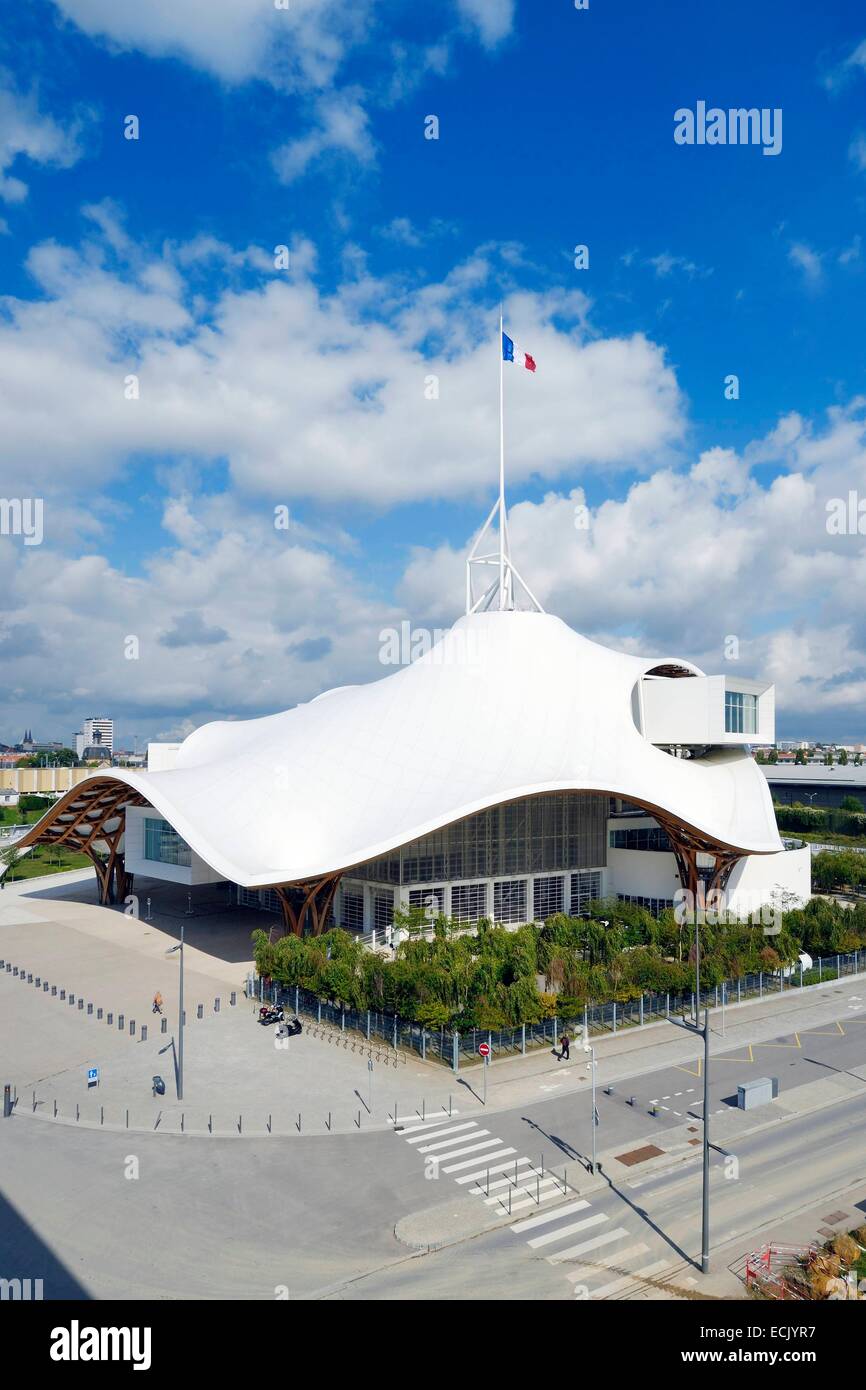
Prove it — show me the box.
[51,612,784,886]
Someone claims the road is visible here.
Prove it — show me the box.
[2,998,865,1300]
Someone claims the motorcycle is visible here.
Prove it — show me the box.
[258,1004,284,1026]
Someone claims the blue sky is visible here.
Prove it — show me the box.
[0,0,865,748]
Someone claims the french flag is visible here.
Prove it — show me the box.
[502,331,536,373]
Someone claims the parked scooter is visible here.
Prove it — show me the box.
[258,1004,285,1026]
[275,1016,303,1040]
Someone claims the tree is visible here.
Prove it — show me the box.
[0,844,23,882]
[794,748,807,765]
[840,796,862,813]
[767,748,779,764]
[839,748,849,766]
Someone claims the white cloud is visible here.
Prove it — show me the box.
[0,218,686,505]
[849,130,866,173]
[50,0,369,88]
[397,402,866,732]
[788,241,824,287]
[0,70,86,203]
[455,0,516,48]
[271,90,375,183]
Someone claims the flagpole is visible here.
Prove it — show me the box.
[498,309,505,610]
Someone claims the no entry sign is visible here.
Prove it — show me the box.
[479,1042,490,1057]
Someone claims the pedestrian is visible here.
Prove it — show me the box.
[559,1032,570,1062]
[152,990,163,1015]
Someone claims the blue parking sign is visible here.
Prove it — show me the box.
[87,1066,99,1087]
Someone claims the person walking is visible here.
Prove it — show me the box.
[559,1031,570,1062]
[152,990,163,1015]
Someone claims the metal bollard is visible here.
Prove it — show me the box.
[12,967,17,977]
[214,997,220,1013]
[43,982,48,992]
[27,973,32,983]
[78,999,84,1010]
[118,1013,124,1030]
[107,1012,113,1026]
[161,1017,167,1034]
[129,1020,135,1036]
[69,994,75,1005]
[141,1025,147,1042]
[97,1007,103,1020]
[35,976,40,987]
[52,985,57,996]
[197,1004,203,1020]
[230,991,236,1007]
[87,1003,93,1015]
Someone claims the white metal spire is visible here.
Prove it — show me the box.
[465,313,544,615]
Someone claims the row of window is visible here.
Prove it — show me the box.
[616,892,674,918]
[724,689,758,735]
[345,871,604,929]
[143,817,191,867]
[609,826,671,852]
[352,793,608,884]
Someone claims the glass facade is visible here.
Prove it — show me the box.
[617,892,673,918]
[724,689,758,735]
[533,874,564,919]
[570,870,603,914]
[409,886,445,916]
[493,878,527,923]
[350,792,607,885]
[144,817,191,867]
[451,882,488,923]
[609,826,672,852]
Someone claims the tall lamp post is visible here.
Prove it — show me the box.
[669,903,711,1274]
[167,921,185,1100]
[582,1035,598,1175]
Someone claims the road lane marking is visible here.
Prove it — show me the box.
[527,1213,608,1249]
[548,1228,630,1263]
[511,1199,590,1234]
[416,1129,489,1152]
[406,1121,477,1143]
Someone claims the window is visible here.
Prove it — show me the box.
[340,890,364,932]
[451,882,488,923]
[609,826,671,852]
[144,817,191,867]
[570,871,602,915]
[493,879,527,923]
[616,892,673,918]
[725,689,758,735]
[533,874,564,921]
[373,891,393,931]
[409,887,445,917]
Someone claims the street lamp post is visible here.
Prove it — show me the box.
[167,921,185,1101]
[583,1037,598,1175]
[669,906,711,1275]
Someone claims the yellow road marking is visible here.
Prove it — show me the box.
[802,1021,845,1036]
[755,1034,801,1049]
[675,1059,701,1077]
[712,1044,755,1064]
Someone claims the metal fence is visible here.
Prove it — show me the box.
[248,946,864,1073]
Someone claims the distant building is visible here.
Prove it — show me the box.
[74,731,85,758]
[763,763,866,811]
[83,717,113,753]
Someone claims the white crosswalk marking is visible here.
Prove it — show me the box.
[494,1184,569,1213]
[416,1129,489,1153]
[468,1167,543,1196]
[405,1121,477,1144]
[427,1137,503,1163]
[511,1199,590,1235]
[527,1213,607,1249]
[566,1243,648,1284]
[397,1113,460,1134]
[443,1146,516,1174]
[547,1227,630,1263]
[454,1154,530,1183]
[589,1260,668,1300]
